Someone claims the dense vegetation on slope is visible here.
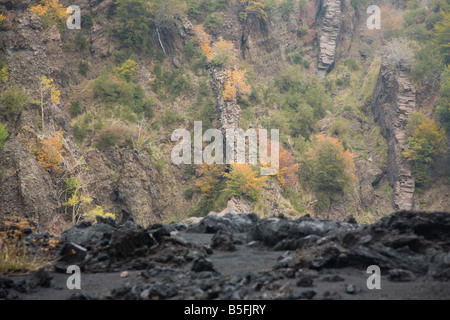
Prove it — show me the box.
[0,0,448,230]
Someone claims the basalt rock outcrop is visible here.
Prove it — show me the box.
[371,59,417,210]
[317,0,342,77]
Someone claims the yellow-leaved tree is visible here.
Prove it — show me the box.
[222,67,251,101]
[195,164,224,198]
[39,76,60,131]
[224,164,267,201]
[30,0,68,29]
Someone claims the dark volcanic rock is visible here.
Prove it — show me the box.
[3,210,450,300]
[190,213,258,234]
[211,231,236,252]
[191,257,218,273]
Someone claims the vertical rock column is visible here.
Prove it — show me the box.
[371,61,416,210]
[209,67,242,163]
[317,0,341,77]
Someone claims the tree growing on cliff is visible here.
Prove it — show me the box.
[39,76,60,131]
[276,148,300,188]
[300,134,356,209]
[30,0,67,29]
[112,0,154,52]
[239,0,268,22]
[403,112,447,185]
[434,11,450,65]
[437,66,450,130]
[222,67,251,101]
[37,130,65,174]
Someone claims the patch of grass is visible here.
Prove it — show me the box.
[361,57,381,105]
[0,217,58,274]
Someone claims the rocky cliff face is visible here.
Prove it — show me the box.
[371,60,416,211]
[317,0,341,77]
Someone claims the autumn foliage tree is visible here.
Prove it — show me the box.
[402,112,447,185]
[192,25,251,102]
[37,130,65,173]
[30,0,68,29]
[222,67,251,101]
[195,164,224,198]
[224,164,267,201]
[301,134,356,209]
[239,0,268,22]
[39,76,60,131]
[276,148,300,188]
[192,24,214,59]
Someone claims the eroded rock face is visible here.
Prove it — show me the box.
[371,60,416,210]
[0,138,59,231]
[317,0,342,77]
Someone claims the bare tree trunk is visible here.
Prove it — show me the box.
[156,26,166,55]
[40,86,45,132]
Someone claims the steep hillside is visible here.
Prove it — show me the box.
[0,0,449,232]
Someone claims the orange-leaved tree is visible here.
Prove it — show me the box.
[276,148,300,188]
[38,130,65,173]
[195,164,224,198]
[223,67,251,101]
[192,24,214,59]
[224,164,267,201]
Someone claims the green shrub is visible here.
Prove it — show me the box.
[73,124,87,144]
[96,130,120,151]
[204,12,224,33]
[152,67,192,98]
[78,61,89,76]
[0,122,8,150]
[75,34,89,51]
[69,100,83,118]
[297,25,308,38]
[280,0,294,16]
[160,109,183,127]
[82,13,93,30]
[0,85,29,120]
[111,0,154,53]
[184,41,202,60]
[183,187,195,200]
[0,60,7,84]
[92,68,149,117]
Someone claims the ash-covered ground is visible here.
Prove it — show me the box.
[1,211,449,300]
